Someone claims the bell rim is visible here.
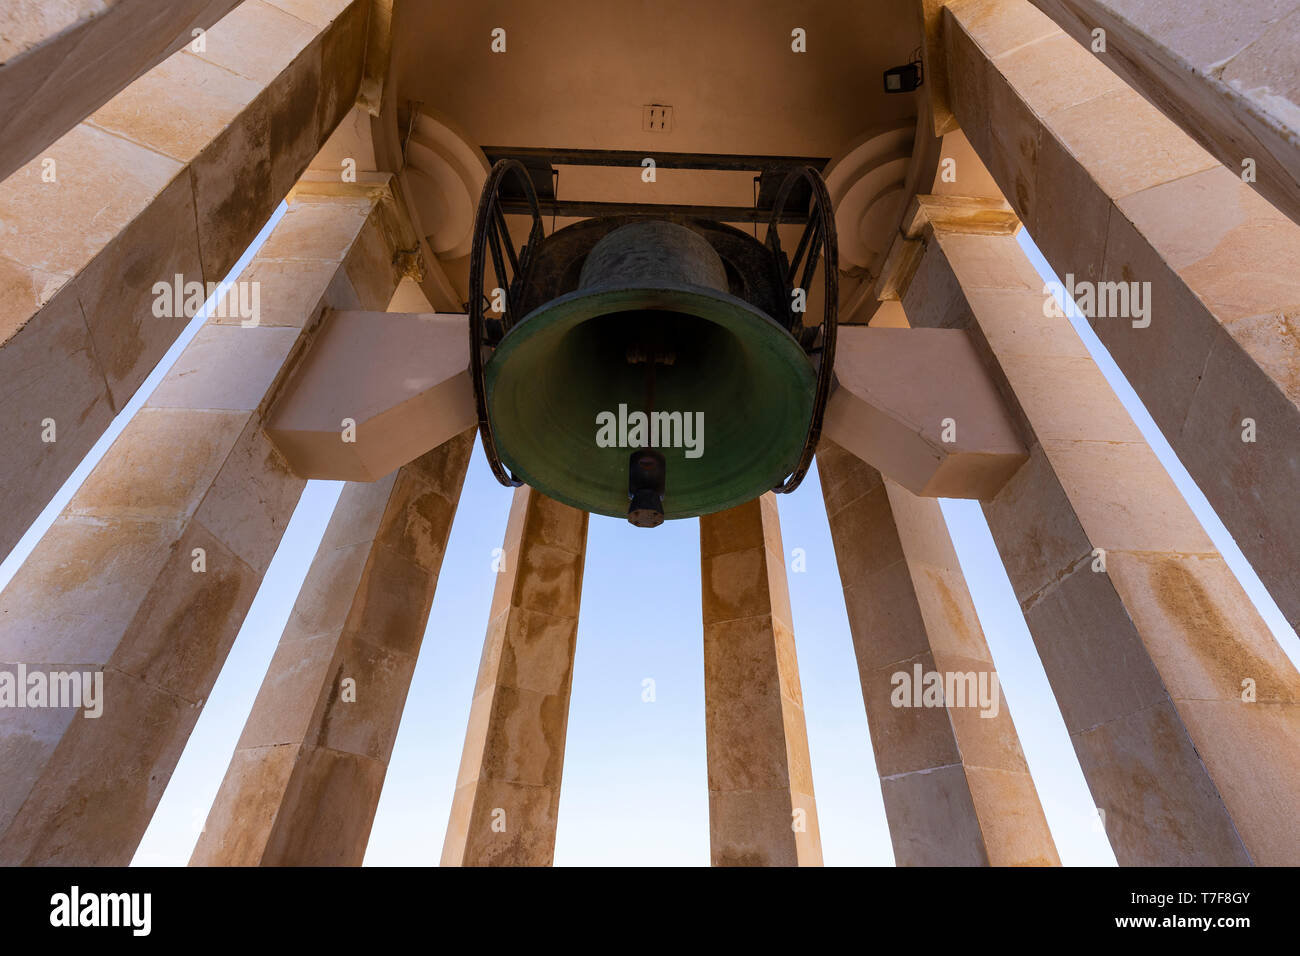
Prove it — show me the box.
[483,279,815,520]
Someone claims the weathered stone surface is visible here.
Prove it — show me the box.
[192,430,473,866]
[905,217,1300,865]
[1030,0,1300,229]
[699,495,823,867]
[0,0,371,566]
[818,441,1058,866]
[442,488,588,867]
[0,291,116,559]
[0,186,409,865]
[0,666,205,866]
[940,0,1300,632]
[880,765,989,867]
[0,0,243,181]
[1070,701,1250,865]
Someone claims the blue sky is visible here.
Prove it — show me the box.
[3,205,1296,866]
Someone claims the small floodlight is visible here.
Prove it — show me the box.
[884,55,924,94]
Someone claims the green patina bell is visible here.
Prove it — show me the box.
[483,220,816,522]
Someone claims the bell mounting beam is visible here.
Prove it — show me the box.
[484,147,830,224]
[497,200,805,224]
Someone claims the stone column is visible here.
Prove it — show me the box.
[700,494,822,867]
[0,182,411,865]
[817,440,1059,866]
[442,487,588,867]
[932,0,1300,632]
[900,200,1300,865]
[1029,0,1300,229]
[191,429,473,866]
[0,0,243,181]
[0,0,370,564]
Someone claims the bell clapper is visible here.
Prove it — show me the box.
[626,336,672,527]
[627,448,667,528]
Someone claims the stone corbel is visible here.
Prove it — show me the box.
[824,192,1027,499]
[822,325,1028,499]
[265,310,476,481]
[903,193,1020,239]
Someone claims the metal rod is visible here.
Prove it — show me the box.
[799,217,823,302]
[486,215,510,324]
[789,215,816,280]
[482,146,829,172]
[494,198,519,277]
[498,199,809,224]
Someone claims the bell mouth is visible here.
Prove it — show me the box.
[483,277,816,521]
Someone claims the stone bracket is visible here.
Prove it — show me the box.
[823,326,1028,499]
[265,310,475,481]
[864,192,1020,305]
[903,194,1020,238]
[873,234,926,302]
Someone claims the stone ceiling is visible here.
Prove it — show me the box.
[360,0,933,315]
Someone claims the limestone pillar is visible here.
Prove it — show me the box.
[900,201,1300,865]
[1029,0,1300,229]
[817,440,1059,866]
[0,0,370,564]
[933,0,1300,631]
[441,487,588,867]
[191,429,473,866]
[700,495,822,866]
[0,0,243,181]
[0,182,412,865]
